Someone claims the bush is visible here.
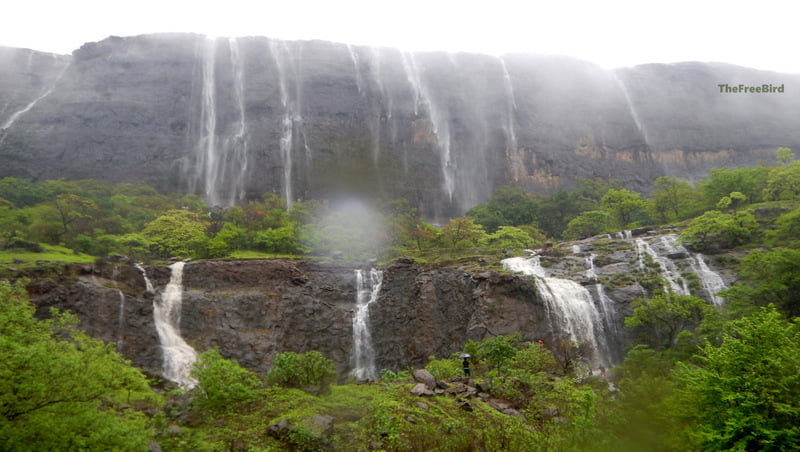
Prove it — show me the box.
[425,357,461,380]
[192,349,261,412]
[266,351,337,394]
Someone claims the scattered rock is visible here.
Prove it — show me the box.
[303,414,334,436]
[412,369,436,390]
[410,383,434,396]
[267,418,292,439]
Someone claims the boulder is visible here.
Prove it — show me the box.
[412,369,437,390]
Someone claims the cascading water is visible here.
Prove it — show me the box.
[154,262,197,388]
[499,57,518,154]
[613,74,650,146]
[190,37,250,207]
[269,40,304,208]
[345,43,364,95]
[351,268,383,380]
[503,255,612,367]
[135,263,155,294]
[635,237,691,295]
[116,289,126,352]
[1,60,69,131]
[400,52,455,202]
[689,253,727,305]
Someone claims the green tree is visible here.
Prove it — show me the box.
[672,306,800,451]
[483,225,538,250]
[142,209,210,258]
[625,293,711,350]
[256,225,300,254]
[0,177,46,207]
[770,207,800,248]
[537,189,596,238]
[600,188,649,228]
[715,191,747,214]
[776,146,795,165]
[0,280,158,450]
[650,176,698,222]
[722,248,800,316]
[562,210,610,240]
[192,349,261,413]
[680,209,759,251]
[763,161,800,200]
[439,217,487,249]
[699,166,769,208]
[466,186,539,233]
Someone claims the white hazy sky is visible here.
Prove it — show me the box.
[2,0,798,73]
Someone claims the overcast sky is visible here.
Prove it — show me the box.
[2,0,797,73]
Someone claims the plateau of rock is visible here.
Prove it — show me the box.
[1,34,798,219]
[25,231,732,384]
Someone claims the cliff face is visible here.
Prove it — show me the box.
[23,232,734,381]
[1,35,798,218]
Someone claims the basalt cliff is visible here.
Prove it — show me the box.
[22,231,733,382]
[2,34,799,218]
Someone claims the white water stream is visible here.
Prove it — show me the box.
[503,255,611,366]
[351,268,383,380]
[154,262,197,388]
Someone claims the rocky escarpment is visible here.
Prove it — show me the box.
[1,35,798,218]
[21,231,735,382]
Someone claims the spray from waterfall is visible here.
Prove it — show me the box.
[499,57,518,154]
[400,52,455,202]
[345,43,364,95]
[503,255,612,367]
[351,268,383,380]
[613,74,650,146]
[154,262,197,388]
[269,40,303,209]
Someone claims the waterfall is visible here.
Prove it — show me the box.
[190,37,250,207]
[269,40,300,209]
[154,262,197,388]
[613,74,649,146]
[635,237,691,295]
[116,289,126,351]
[689,254,727,305]
[503,256,612,367]
[345,43,364,95]
[1,60,69,131]
[351,268,383,380]
[223,37,249,204]
[400,52,455,202]
[135,263,155,294]
[499,57,518,154]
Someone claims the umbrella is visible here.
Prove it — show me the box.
[458,353,472,359]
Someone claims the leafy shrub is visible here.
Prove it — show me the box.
[425,357,461,380]
[192,348,261,412]
[266,351,337,394]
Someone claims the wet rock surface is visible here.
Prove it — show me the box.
[22,232,734,380]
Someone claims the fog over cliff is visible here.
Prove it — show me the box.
[1,34,798,218]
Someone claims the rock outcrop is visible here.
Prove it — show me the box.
[21,232,734,382]
[2,35,798,218]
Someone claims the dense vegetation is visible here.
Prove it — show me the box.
[1,148,800,450]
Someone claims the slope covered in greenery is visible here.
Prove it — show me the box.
[1,148,799,450]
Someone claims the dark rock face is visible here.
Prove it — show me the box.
[2,35,798,218]
[23,233,734,380]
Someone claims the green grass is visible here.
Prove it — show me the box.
[227,250,305,260]
[1,244,95,270]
